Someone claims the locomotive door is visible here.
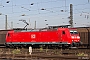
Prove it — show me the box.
[61,31,66,42]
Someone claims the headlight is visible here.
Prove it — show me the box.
[77,36,80,39]
[71,36,74,38]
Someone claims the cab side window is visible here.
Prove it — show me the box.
[8,33,10,37]
[62,31,65,34]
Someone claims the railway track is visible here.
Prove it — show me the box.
[0,47,90,60]
[0,54,89,60]
[0,47,90,53]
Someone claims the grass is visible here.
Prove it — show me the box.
[12,49,21,54]
[77,52,88,56]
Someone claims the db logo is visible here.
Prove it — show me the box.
[31,34,36,39]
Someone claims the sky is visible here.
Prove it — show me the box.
[0,0,90,29]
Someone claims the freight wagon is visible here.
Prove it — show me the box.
[77,27,90,48]
[0,30,11,46]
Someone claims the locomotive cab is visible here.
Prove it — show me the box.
[70,30,80,47]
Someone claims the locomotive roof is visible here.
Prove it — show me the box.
[48,25,71,28]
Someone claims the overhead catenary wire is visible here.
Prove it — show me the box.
[0,0,89,16]
[0,0,90,21]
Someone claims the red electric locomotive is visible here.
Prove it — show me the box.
[6,27,80,48]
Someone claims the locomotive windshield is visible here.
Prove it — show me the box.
[70,30,78,34]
